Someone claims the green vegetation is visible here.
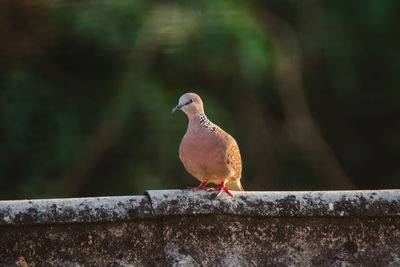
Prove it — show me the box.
[1,0,399,199]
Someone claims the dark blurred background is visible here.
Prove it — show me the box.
[1,0,399,200]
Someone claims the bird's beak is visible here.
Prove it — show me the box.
[172,104,183,113]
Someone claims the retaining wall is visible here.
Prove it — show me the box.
[1,190,400,266]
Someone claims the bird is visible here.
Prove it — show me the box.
[172,92,243,197]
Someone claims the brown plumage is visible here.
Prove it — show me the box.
[172,92,243,197]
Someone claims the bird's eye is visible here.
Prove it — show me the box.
[184,98,194,106]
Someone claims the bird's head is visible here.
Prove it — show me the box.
[172,92,204,117]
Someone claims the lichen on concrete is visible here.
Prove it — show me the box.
[0,195,151,225]
[146,189,400,217]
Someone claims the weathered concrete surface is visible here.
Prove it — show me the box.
[1,190,400,266]
[147,189,400,217]
[1,220,164,266]
[0,195,151,225]
[163,216,400,266]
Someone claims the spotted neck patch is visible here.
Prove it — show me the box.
[198,113,217,132]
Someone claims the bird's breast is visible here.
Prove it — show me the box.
[179,128,230,181]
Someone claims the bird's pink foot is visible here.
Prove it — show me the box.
[211,182,233,197]
[188,181,211,191]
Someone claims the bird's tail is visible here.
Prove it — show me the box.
[225,179,244,191]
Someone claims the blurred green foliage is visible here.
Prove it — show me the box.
[1,0,400,199]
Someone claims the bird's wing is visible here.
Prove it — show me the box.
[225,135,242,180]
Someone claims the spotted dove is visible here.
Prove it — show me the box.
[172,92,243,197]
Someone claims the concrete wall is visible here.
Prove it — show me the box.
[1,190,400,266]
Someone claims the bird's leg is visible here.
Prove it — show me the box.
[212,181,233,197]
[188,181,210,191]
